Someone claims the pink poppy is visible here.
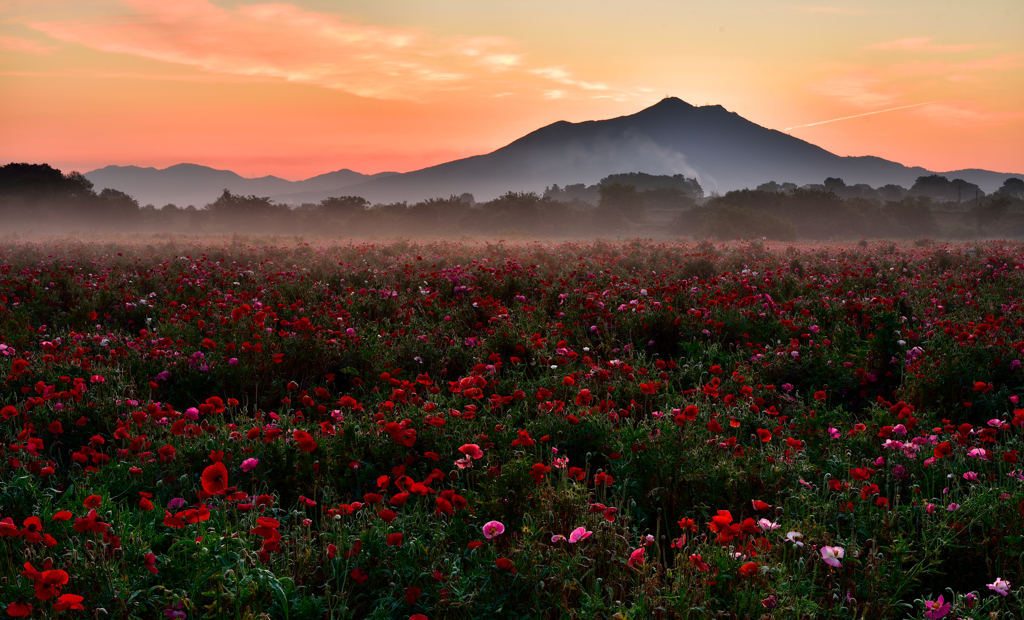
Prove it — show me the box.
[482,520,505,539]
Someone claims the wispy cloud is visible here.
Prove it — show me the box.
[807,49,1024,126]
[808,73,903,108]
[917,100,1024,126]
[27,0,623,101]
[530,67,609,91]
[0,34,58,55]
[786,5,874,15]
[867,37,979,53]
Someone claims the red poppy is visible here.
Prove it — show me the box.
[689,554,710,571]
[738,561,760,577]
[530,463,551,483]
[293,430,318,452]
[435,497,454,516]
[5,602,32,617]
[350,567,368,585]
[511,430,535,447]
[404,586,422,604]
[83,495,102,509]
[389,492,411,507]
[201,462,229,495]
[756,429,772,442]
[73,509,109,534]
[933,442,953,459]
[850,467,874,481]
[0,517,20,537]
[378,509,398,523]
[495,557,517,574]
[54,593,85,611]
[467,540,484,550]
[386,533,404,547]
[20,516,44,543]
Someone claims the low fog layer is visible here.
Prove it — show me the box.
[4,162,1024,241]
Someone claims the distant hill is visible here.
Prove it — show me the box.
[84,99,1020,205]
[324,98,1019,203]
[83,163,396,207]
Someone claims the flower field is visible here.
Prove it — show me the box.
[1,235,1023,619]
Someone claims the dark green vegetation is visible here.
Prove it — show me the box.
[3,163,1023,239]
[0,237,1023,619]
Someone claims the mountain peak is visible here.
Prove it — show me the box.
[642,97,695,113]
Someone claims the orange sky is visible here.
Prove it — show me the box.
[2,0,1022,180]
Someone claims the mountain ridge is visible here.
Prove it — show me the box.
[84,163,397,208]
[85,98,1021,205]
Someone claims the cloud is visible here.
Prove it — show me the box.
[807,49,1024,120]
[0,34,58,55]
[916,100,1024,126]
[786,6,874,15]
[27,0,617,101]
[808,74,903,108]
[891,53,1024,76]
[867,37,979,53]
[530,67,609,91]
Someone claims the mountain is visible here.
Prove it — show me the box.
[84,99,1021,206]
[83,163,396,207]
[315,97,1019,203]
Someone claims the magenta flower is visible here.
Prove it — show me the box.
[628,547,645,567]
[482,520,505,539]
[241,458,258,473]
[568,526,592,543]
[988,577,1011,596]
[820,546,844,568]
[923,595,950,619]
[757,518,780,532]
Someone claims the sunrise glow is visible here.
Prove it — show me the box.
[2,0,1022,179]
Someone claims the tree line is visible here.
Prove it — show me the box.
[2,162,1022,239]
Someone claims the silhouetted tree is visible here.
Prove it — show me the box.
[885,197,938,237]
[911,175,983,204]
[600,172,703,199]
[319,195,370,215]
[642,187,695,210]
[996,178,1024,200]
[972,195,1012,232]
[595,183,646,229]
[824,177,846,192]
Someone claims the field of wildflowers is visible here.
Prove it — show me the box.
[0,235,1022,619]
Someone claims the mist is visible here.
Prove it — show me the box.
[4,162,1023,241]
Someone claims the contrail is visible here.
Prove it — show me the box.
[784,100,943,131]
